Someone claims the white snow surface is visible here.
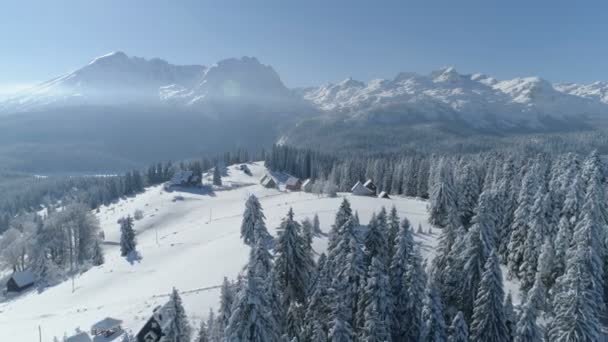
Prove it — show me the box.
[0,162,521,340]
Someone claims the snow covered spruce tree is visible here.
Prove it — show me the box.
[329,278,355,342]
[91,239,104,266]
[226,228,279,342]
[420,278,448,342]
[428,158,458,228]
[164,287,192,342]
[389,217,416,341]
[302,254,332,340]
[196,320,209,342]
[469,251,508,342]
[507,160,540,277]
[119,215,136,257]
[364,207,389,267]
[548,250,601,341]
[329,198,353,246]
[514,282,542,342]
[456,162,481,227]
[361,256,392,342]
[214,277,234,342]
[275,207,314,307]
[518,185,548,293]
[447,311,469,342]
[240,194,273,248]
[504,292,517,341]
[387,206,400,261]
[457,191,496,319]
[213,162,222,186]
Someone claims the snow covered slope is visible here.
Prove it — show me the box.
[0,162,522,340]
[0,163,424,340]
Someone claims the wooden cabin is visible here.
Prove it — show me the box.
[6,270,35,293]
[168,170,200,187]
[302,179,313,192]
[363,179,377,195]
[91,317,123,337]
[65,332,92,342]
[351,181,375,196]
[260,174,277,188]
[137,301,176,342]
[285,177,302,191]
[378,191,390,199]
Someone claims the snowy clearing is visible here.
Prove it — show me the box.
[0,162,519,341]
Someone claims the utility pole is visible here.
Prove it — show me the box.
[38,325,42,342]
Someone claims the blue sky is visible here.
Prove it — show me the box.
[1,0,607,94]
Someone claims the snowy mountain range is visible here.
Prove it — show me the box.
[303,67,606,128]
[2,51,608,131]
[3,51,608,129]
[0,52,296,113]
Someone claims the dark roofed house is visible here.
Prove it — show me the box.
[65,332,92,342]
[168,170,200,187]
[351,181,374,196]
[363,179,377,195]
[260,174,277,188]
[378,191,390,199]
[91,317,123,337]
[285,177,302,191]
[137,301,177,342]
[6,270,35,293]
[302,179,313,192]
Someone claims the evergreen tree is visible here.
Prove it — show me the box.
[420,278,448,342]
[364,208,389,267]
[213,163,222,186]
[508,162,539,277]
[330,199,353,246]
[469,251,508,342]
[165,288,192,342]
[389,217,415,341]
[518,186,548,292]
[447,312,469,342]
[457,163,481,227]
[275,208,314,306]
[240,195,273,247]
[216,277,234,342]
[328,278,354,342]
[226,235,279,342]
[536,238,556,291]
[387,206,400,261]
[91,239,104,266]
[119,216,136,257]
[429,159,458,228]
[504,293,517,342]
[313,214,323,237]
[303,254,332,341]
[549,254,600,342]
[196,320,210,342]
[361,257,392,342]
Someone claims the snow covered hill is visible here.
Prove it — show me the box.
[0,162,521,341]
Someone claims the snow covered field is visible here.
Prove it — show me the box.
[0,162,517,341]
